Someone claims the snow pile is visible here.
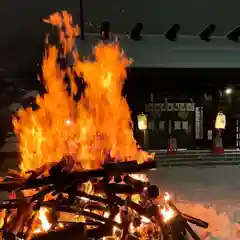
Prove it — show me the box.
[177,202,240,239]
[149,165,240,239]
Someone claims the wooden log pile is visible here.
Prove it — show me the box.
[0,157,208,240]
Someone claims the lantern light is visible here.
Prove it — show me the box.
[137,114,147,130]
[215,112,226,129]
[225,88,233,95]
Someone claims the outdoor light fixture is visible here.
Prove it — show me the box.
[130,22,143,40]
[164,24,180,41]
[100,21,111,40]
[137,114,147,130]
[215,112,226,129]
[225,25,240,42]
[199,24,216,42]
[225,87,233,95]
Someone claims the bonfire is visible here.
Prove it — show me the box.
[0,11,208,240]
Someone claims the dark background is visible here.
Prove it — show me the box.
[125,68,240,112]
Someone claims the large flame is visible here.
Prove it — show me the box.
[13,11,152,174]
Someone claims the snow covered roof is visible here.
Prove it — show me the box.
[83,0,240,36]
[76,34,240,68]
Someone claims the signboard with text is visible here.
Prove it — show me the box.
[145,103,195,112]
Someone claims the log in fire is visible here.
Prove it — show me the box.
[0,158,208,240]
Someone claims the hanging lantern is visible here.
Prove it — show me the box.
[215,112,226,129]
[137,114,147,130]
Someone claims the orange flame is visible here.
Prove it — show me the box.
[34,207,52,233]
[160,206,175,222]
[13,11,153,174]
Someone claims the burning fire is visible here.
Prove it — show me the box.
[38,208,51,231]
[129,174,149,182]
[4,11,188,239]
[160,206,175,223]
[34,207,52,233]
[13,11,153,174]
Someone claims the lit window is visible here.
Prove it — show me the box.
[195,106,203,139]
[159,121,165,130]
[182,121,188,130]
[149,120,155,130]
[174,121,181,130]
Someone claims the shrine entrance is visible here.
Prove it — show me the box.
[145,102,195,150]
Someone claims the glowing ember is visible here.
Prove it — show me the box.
[34,207,52,233]
[160,206,175,223]
[129,174,148,182]
[113,213,121,235]
[39,208,51,231]
[164,192,170,202]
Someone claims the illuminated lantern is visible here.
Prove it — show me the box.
[215,112,226,129]
[137,114,147,130]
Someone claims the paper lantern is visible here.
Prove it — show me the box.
[137,114,147,130]
[215,112,226,129]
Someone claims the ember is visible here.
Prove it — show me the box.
[0,11,208,240]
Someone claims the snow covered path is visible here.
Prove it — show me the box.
[149,166,240,239]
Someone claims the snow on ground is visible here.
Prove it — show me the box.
[149,166,240,239]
